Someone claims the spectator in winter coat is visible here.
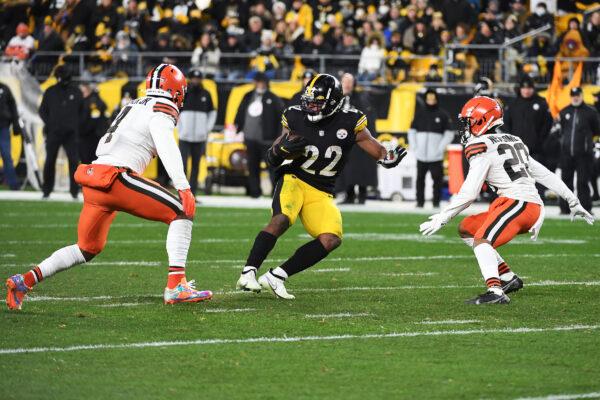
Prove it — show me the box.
[557,87,600,213]
[0,83,22,190]
[408,89,454,208]
[177,70,216,196]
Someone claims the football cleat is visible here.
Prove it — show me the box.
[465,289,510,305]
[163,279,212,304]
[236,267,262,292]
[6,274,31,310]
[258,270,295,300]
[501,275,524,294]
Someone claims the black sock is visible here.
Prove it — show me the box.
[280,239,329,277]
[245,231,278,269]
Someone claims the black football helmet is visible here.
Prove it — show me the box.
[300,73,344,122]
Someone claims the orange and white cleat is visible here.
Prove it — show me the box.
[163,278,212,304]
[6,274,32,310]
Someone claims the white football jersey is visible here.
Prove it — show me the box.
[464,133,542,204]
[94,96,189,190]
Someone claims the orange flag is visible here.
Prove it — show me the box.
[547,60,583,118]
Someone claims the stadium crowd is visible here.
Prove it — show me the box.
[0,0,598,82]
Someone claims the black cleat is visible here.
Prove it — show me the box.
[501,275,523,294]
[465,290,510,305]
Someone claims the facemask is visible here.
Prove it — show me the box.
[255,87,266,94]
[535,7,545,16]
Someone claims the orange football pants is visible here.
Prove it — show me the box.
[77,171,184,255]
[459,197,541,248]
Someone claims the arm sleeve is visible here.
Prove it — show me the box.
[529,157,578,206]
[39,91,49,125]
[7,88,21,134]
[149,114,190,191]
[439,130,455,152]
[407,128,417,151]
[440,155,491,220]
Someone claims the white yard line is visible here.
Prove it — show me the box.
[417,319,480,325]
[205,308,255,313]
[305,312,372,318]
[97,302,154,308]
[312,268,351,273]
[2,252,598,269]
[0,324,597,355]
[515,392,600,400]
[381,272,438,277]
[0,253,15,258]
[23,280,600,304]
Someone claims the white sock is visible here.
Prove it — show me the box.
[495,251,515,280]
[243,266,257,274]
[473,243,501,289]
[271,267,288,280]
[38,244,86,279]
[461,237,474,248]
[166,219,192,267]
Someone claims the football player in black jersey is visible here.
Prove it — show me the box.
[236,74,407,299]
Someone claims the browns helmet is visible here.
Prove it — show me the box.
[145,64,187,109]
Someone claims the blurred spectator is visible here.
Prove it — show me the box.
[471,21,503,78]
[0,82,22,190]
[524,2,554,35]
[234,73,284,198]
[527,32,554,58]
[31,18,65,75]
[4,23,35,60]
[302,31,332,70]
[557,87,600,214]
[509,0,528,28]
[113,30,138,74]
[244,16,263,51]
[338,73,377,205]
[56,0,94,39]
[408,89,454,208]
[178,70,216,196]
[39,66,84,199]
[272,1,287,26]
[398,5,418,35]
[93,0,120,35]
[386,30,409,82]
[503,15,522,44]
[247,31,279,80]
[78,82,108,164]
[439,0,476,31]
[503,76,552,167]
[358,34,385,81]
[220,33,246,79]
[583,11,600,56]
[192,32,221,78]
[333,29,361,73]
[404,19,435,55]
[290,69,316,105]
[148,32,176,67]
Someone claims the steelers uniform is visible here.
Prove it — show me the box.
[272,105,368,238]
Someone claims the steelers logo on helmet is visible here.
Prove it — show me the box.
[300,74,344,122]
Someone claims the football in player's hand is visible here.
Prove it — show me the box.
[279,133,308,159]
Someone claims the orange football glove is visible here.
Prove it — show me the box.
[178,189,196,218]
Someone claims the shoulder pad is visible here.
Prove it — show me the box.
[464,140,488,161]
[282,106,302,129]
[153,99,179,124]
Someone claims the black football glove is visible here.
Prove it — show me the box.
[378,146,407,169]
[266,133,308,167]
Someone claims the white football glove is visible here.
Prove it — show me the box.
[419,213,449,236]
[528,205,545,241]
[570,203,595,225]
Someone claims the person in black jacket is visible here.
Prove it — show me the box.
[407,89,454,208]
[234,72,284,197]
[39,65,84,199]
[503,76,553,164]
[558,87,600,213]
[78,82,108,164]
[337,73,378,204]
[0,82,22,190]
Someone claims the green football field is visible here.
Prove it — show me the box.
[1,199,599,400]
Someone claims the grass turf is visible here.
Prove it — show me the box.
[1,200,599,399]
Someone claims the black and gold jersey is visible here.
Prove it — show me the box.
[279,105,368,194]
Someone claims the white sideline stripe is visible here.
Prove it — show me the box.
[2,252,598,269]
[312,268,351,273]
[515,392,600,400]
[0,324,597,355]
[0,253,15,258]
[205,308,255,313]
[305,312,372,318]
[97,302,154,308]
[381,272,438,277]
[24,280,600,303]
[417,319,480,325]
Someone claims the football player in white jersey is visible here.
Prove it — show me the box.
[419,96,594,304]
[6,64,212,310]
